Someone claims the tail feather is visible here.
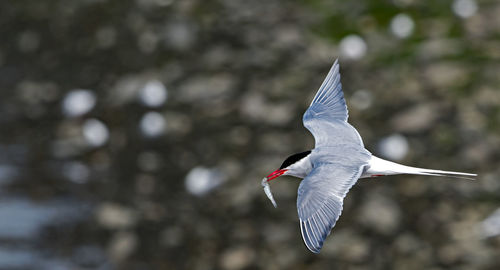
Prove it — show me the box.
[408,167,477,180]
[366,156,477,180]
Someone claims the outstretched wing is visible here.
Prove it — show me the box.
[297,162,366,253]
[307,59,348,122]
[303,59,364,147]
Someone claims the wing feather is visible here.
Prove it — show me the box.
[297,163,366,253]
[302,59,364,147]
[307,59,348,122]
[296,59,371,252]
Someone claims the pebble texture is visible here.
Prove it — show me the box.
[0,0,498,269]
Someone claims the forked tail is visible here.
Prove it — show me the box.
[366,156,477,180]
[408,167,477,180]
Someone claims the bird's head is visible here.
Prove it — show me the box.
[265,150,313,181]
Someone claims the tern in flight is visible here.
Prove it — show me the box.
[262,59,476,253]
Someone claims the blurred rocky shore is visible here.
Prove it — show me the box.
[0,0,499,269]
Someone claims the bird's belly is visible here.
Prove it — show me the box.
[360,165,381,178]
[360,169,381,178]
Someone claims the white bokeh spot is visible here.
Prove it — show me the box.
[377,133,409,161]
[339,34,367,60]
[452,0,478,18]
[350,89,373,110]
[479,208,500,238]
[139,80,168,107]
[82,118,109,147]
[62,161,90,184]
[185,167,225,196]
[62,89,96,117]
[390,13,415,39]
[140,111,166,137]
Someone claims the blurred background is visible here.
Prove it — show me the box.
[1,0,499,269]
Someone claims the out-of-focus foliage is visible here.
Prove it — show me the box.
[0,0,499,269]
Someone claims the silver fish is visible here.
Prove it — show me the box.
[261,177,277,208]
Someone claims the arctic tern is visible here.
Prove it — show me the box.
[262,59,476,253]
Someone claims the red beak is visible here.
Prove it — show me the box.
[266,169,288,182]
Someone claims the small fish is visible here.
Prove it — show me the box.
[261,177,277,208]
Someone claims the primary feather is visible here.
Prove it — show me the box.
[297,161,367,253]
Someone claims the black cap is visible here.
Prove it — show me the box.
[279,150,312,169]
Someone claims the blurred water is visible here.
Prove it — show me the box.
[0,197,92,269]
[0,165,19,186]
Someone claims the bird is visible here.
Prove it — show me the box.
[262,59,477,254]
